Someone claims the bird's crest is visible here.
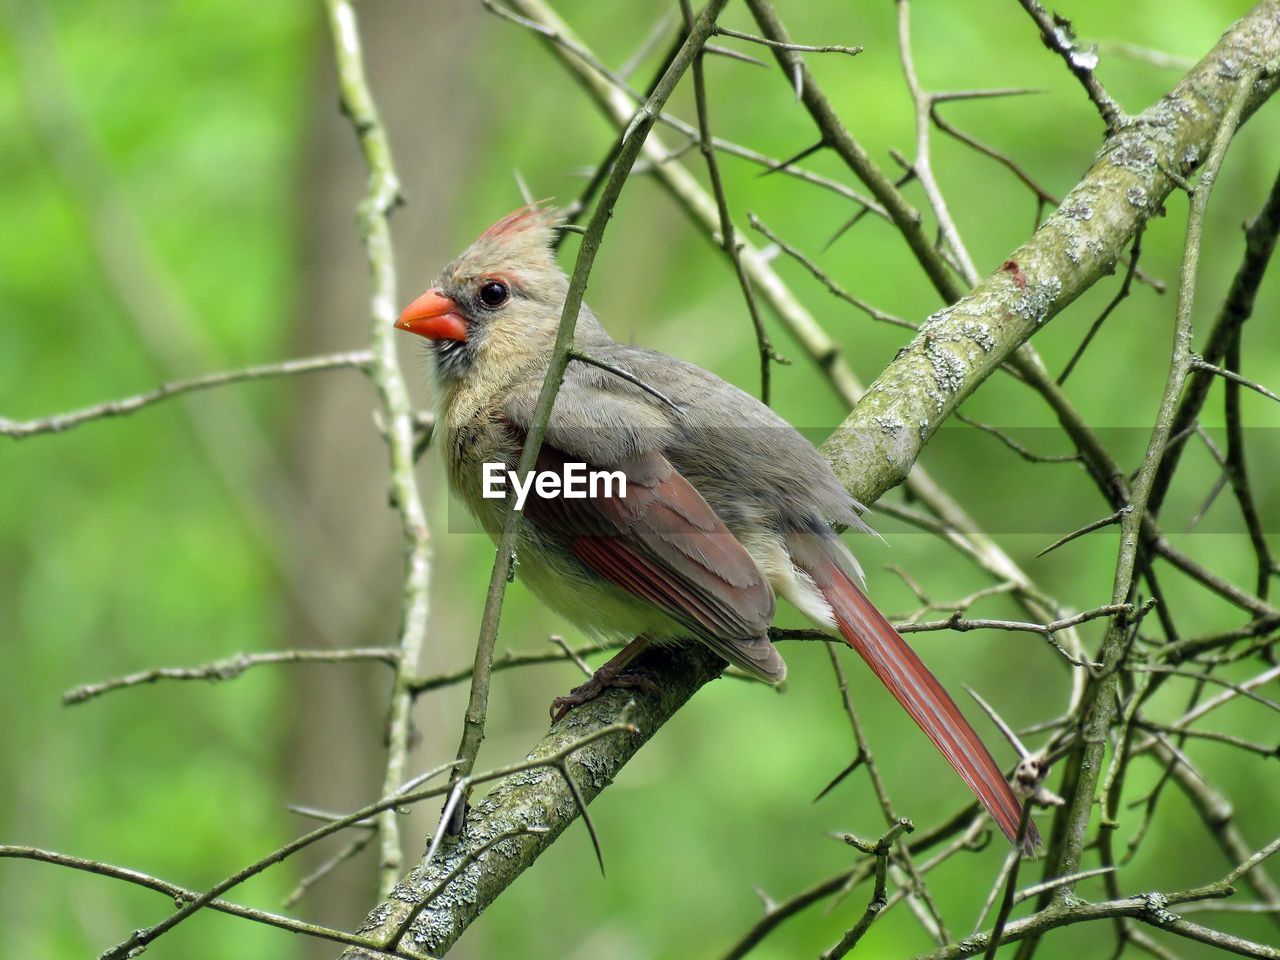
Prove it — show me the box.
[453,201,561,278]
[479,201,556,241]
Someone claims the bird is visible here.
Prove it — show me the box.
[396,204,1038,853]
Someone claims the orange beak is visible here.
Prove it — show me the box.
[396,289,468,341]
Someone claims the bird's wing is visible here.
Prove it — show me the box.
[502,383,783,682]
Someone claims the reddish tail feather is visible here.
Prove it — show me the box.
[804,549,1038,854]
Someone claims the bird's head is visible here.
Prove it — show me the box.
[397,204,571,382]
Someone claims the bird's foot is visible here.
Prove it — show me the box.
[550,669,660,723]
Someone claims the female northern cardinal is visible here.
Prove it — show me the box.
[397,206,1036,851]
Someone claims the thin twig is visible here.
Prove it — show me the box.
[286,805,377,828]
[1136,720,1277,760]
[283,834,373,909]
[714,25,862,58]
[1096,41,1194,72]
[897,604,1129,639]
[557,761,605,875]
[1193,354,1280,403]
[928,96,1056,228]
[0,846,403,956]
[568,348,685,413]
[1058,229,1144,383]
[1128,664,1280,714]
[62,648,397,705]
[896,0,980,284]
[704,43,768,68]
[748,213,914,330]
[972,845,1020,935]
[1035,508,1128,559]
[0,351,374,440]
[1213,327,1274,601]
[445,0,732,831]
[408,639,626,695]
[966,687,1032,761]
[823,820,915,959]
[1150,163,1280,517]
[982,802,1034,959]
[954,412,1080,464]
[618,10,675,80]
[1015,0,1125,132]
[548,635,594,677]
[825,647,950,942]
[1161,663,1280,726]
[720,810,981,960]
[1014,866,1117,905]
[684,0,783,402]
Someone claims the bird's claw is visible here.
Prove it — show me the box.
[550,672,660,723]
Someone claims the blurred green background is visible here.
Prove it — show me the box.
[2,1,1278,957]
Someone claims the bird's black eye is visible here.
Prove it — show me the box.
[478,280,509,308]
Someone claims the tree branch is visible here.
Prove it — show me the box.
[1151,162,1280,514]
[0,351,374,440]
[1037,64,1262,911]
[823,820,915,959]
[682,0,781,403]
[0,846,402,956]
[62,647,398,706]
[340,647,724,957]
[323,0,433,901]
[817,3,1280,499]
